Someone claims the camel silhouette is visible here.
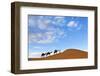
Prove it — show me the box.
[41,50,61,58]
[41,53,45,57]
[41,52,52,57]
[46,52,52,56]
[54,50,60,54]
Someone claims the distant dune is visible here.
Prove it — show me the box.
[28,49,88,61]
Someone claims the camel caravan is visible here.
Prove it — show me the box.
[41,50,61,57]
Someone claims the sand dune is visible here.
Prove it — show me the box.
[28,49,88,61]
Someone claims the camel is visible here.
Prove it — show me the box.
[41,53,45,57]
[41,50,61,58]
[46,52,52,56]
[54,50,60,54]
[41,52,52,57]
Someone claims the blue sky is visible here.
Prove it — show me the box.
[28,15,88,56]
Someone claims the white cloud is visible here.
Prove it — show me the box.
[52,16,65,26]
[29,28,66,44]
[67,21,82,31]
[37,20,48,30]
[67,21,78,27]
[37,32,56,44]
[37,19,52,30]
[29,31,56,44]
[28,16,67,44]
[29,16,51,30]
[29,16,66,30]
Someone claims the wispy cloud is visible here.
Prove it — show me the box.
[29,16,78,44]
[29,31,56,44]
[66,20,82,31]
[52,16,66,26]
[36,16,52,30]
[67,21,78,27]
[28,15,67,44]
[28,16,66,30]
[29,28,65,44]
